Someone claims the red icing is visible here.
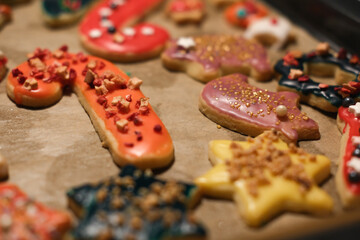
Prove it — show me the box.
[169,0,204,12]
[338,106,360,194]
[79,0,169,57]
[225,1,268,28]
[0,183,71,239]
[7,48,173,166]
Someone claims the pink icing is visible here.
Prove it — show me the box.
[163,35,271,73]
[201,74,319,141]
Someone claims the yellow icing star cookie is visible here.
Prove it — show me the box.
[195,130,333,227]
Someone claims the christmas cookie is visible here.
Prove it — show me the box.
[0,154,8,181]
[275,44,360,112]
[195,130,333,227]
[210,0,242,7]
[161,35,272,82]
[0,5,11,29]
[244,16,294,48]
[0,50,7,80]
[224,1,268,28]
[42,0,96,27]
[6,46,174,169]
[0,183,72,239]
[79,0,170,62]
[67,165,207,240]
[199,74,320,142]
[166,0,205,24]
[337,102,360,208]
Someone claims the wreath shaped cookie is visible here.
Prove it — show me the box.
[275,43,360,112]
[6,46,174,169]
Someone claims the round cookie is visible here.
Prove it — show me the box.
[225,1,268,28]
[79,0,170,62]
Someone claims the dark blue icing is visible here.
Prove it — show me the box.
[67,165,206,240]
[42,0,94,17]
[274,51,360,109]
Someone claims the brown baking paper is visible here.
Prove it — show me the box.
[0,1,359,239]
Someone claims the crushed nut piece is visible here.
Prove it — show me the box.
[84,69,97,85]
[116,119,129,132]
[29,58,46,71]
[23,78,38,90]
[128,77,143,90]
[95,84,109,95]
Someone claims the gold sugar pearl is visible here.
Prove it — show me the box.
[275,105,288,117]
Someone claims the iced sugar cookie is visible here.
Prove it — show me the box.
[0,183,72,239]
[42,0,96,27]
[0,5,11,29]
[275,44,360,112]
[166,0,205,24]
[337,102,360,208]
[6,46,174,169]
[0,50,7,80]
[195,130,333,227]
[79,0,169,62]
[244,16,294,48]
[225,1,268,28]
[199,74,320,142]
[67,165,206,240]
[162,35,272,82]
[0,154,8,181]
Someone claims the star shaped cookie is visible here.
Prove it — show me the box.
[67,165,206,240]
[195,130,333,227]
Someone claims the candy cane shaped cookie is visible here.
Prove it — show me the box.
[6,46,174,169]
[79,0,170,62]
[337,103,360,208]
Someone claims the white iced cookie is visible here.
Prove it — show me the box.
[244,17,292,48]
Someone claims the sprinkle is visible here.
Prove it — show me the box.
[141,26,155,36]
[99,7,112,17]
[275,105,288,117]
[236,8,247,18]
[176,37,196,50]
[347,157,360,172]
[270,17,278,24]
[89,29,102,38]
[122,27,136,36]
[319,83,329,90]
[100,19,114,28]
[217,125,221,129]
[349,102,360,117]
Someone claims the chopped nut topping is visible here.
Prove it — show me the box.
[128,77,143,90]
[116,119,129,132]
[55,66,68,80]
[113,96,130,113]
[104,79,116,91]
[52,50,64,59]
[96,188,108,202]
[226,131,313,197]
[114,34,125,44]
[95,84,109,95]
[130,216,142,230]
[139,97,149,114]
[316,42,330,55]
[288,69,303,79]
[23,78,38,90]
[84,69,97,85]
[87,60,97,70]
[29,58,45,71]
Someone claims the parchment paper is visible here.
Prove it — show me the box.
[0,1,359,239]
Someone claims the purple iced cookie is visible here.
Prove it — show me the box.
[199,73,320,142]
[161,35,273,82]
